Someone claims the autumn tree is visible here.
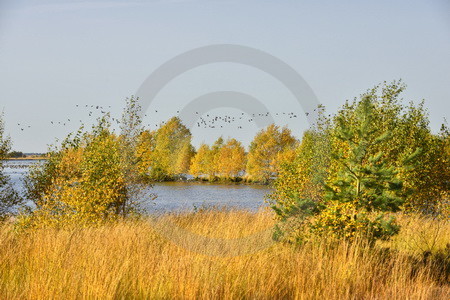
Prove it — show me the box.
[0,114,22,221]
[149,117,193,180]
[135,130,156,181]
[21,117,144,228]
[21,98,152,229]
[174,139,195,175]
[246,124,297,183]
[216,138,246,180]
[209,137,224,178]
[190,143,212,178]
[190,137,246,181]
[270,128,331,222]
[269,107,332,243]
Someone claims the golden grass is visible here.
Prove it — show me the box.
[0,209,448,299]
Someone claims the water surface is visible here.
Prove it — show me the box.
[3,160,270,213]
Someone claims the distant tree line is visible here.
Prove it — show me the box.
[7,151,25,158]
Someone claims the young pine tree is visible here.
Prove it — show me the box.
[319,96,412,241]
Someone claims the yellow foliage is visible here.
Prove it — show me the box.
[19,130,130,229]
[189,143,212,177]
[246,124,298,183]
[140,117,193,180]
[135,130,155,178]
[190,137,245,180]
[174,140,194,174]
[216,138,246,179]
[270,130,330,218]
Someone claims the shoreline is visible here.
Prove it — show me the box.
[3,159,273,186]
[4,157,48,160]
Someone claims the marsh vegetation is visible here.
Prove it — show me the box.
[0,81,448,299]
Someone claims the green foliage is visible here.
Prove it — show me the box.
[319,96,406,241]
[271,81,450,244]
[332,81,448,215]
[326,97,405,211]
[269,128,330,220]
[269,106,332,242]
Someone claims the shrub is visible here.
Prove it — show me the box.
[20,100,150,229]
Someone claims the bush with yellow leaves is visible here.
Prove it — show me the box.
[21,114,146,229]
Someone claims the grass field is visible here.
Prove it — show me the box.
[0,209,448,299]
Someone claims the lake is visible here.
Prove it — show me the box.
[3,160,270,213]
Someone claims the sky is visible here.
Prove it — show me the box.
[0,0,449,152]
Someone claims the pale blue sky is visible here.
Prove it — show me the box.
[1,0,449,152]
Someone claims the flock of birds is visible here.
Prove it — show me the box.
[194,112,299,129]
[15,103,308,132]
[16,123,31,131]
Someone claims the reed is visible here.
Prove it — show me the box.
[0,209,448,299]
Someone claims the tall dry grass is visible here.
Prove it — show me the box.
[0,209,448,299]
